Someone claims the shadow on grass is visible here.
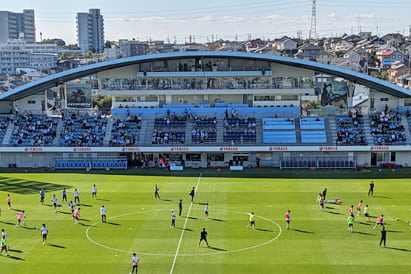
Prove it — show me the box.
[325,211,344,215]
[0,221,16,226]
[0,176,70,195]
[325,206,335,209]
[21,226,37,230]
[8,255,24,261]
[79,204,93,207]
[255,228,274,232]
[358,222,372,225]
[8,249,23,253]
[57,211,71,215]
[184,216,199,220]
[208,246,227,251]
[209,218,226,222]
[175,227,193,232]
[160,199,173,202]
[372,196,392,199]
[105,221,121,226]
[386,230,403,233]
[385,247,411,252]
[96,198,110,202]
[48,243,65,249]
[78,223,95,228]
[11,208,24,212]
[353,231,375,236]
[293,229,315,234]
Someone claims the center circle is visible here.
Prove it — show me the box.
[85,208,282,256]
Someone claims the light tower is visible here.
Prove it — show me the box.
[309,0,317,41]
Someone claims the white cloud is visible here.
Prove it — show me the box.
[141,16,168,23]
[196,16,214,22]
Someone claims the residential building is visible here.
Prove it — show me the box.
[294,44,333,64]
[119,40,148,57]
[0,39,58,75]
[0,9,35,43]
[77,9,104,53]
[378,50,406,70]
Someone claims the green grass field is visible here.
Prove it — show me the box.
[0,169,410,274]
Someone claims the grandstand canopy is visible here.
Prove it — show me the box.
[1,51,411,101]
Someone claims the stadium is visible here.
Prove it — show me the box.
[0,51,411,170]
[1,51,411,273]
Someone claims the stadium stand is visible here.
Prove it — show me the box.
[59,112,107,146]
[191,115,217,144]
[110,115,141,146]
[9,113,58,146]
[370,110,406,145]
[335,112,367,145]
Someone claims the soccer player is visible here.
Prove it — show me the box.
[247,212,256,229]
[16,210,26,227]
[68,201,75,218]
[349,205,354,216]
[73,208,81,224]
[356,200,363,216]
[364,204,371,223]
[61,188,67,203]
[40,224,48,245]
[198,227,209,247]
[178,199,183,217]
[189,187,195,202]
[154,184,160,200]
[7,194,12,209]
[0,238,9,256]
[379,226,387,248]
[92,184,97,199]
[170,209,176,228]
[374,214,384,229]
[322,188,327,201]
[368,181,375,196]
[100,205,106,223]
[131,252,140,274]
[51,194,58,213]
[285,210,291,230]
[204,203,209,219]
[39,188,45,205]
[73,189,80,204]
[1,229,6,240]
[318,193,325,211]
[347,214,354,232]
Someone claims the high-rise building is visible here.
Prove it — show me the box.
[0,9,36,43]
[76,9,104,53]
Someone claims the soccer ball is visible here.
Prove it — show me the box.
[396,218,399,221]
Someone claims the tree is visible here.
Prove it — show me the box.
[93,95,112,111]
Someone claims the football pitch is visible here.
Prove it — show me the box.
[0,169,410,274]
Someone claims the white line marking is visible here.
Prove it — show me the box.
[169,173,202,274]
[85,208,282,256]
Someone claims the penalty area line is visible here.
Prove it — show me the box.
[169,172,202,274]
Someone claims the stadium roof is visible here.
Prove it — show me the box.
[1,51,411,101]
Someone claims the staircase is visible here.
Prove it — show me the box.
[103,117,114,145]
[327,115,337,145]
[1,120,14,145]
[401,116,411,144]
[139,116,154,146]
[362,115,374,145]
[52,118,64,145]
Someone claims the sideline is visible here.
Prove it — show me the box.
[169,172,202,274]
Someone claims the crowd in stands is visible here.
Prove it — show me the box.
[152,111,186,144]
[191,115,217,144]
[59,112,107,146]
[223,109,256,144]
[336,110,367,145]
[370,109,406,144]
[110,114,141,146]
[10,113,58,146]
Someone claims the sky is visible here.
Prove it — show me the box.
[2,0,411,44]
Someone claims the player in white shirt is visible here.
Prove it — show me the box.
[204,203,209,219]
[92,184,97,199]
[1,229,6,239]
[131,253,140,273]
[51,194,58,213]
[40,224,48,245]
[73,189,80,204]
[170,210,176,228]
[100,205,106,223]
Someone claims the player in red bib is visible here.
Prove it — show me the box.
[285,210,291,230]
[373,214,384,229]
